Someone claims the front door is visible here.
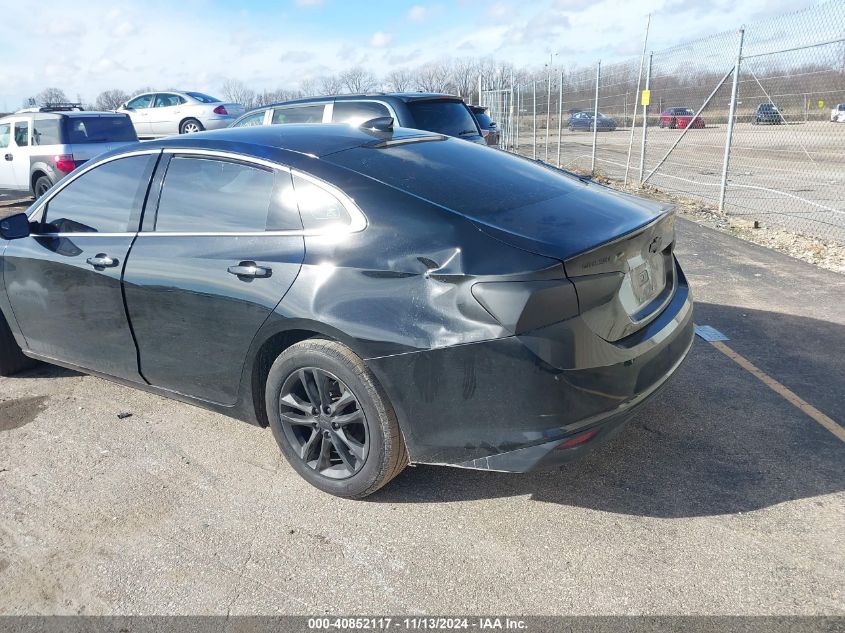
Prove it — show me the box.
[3,153,158,380]
[123,154,305,404]
[0,122,13,189]
[123,94,154,136]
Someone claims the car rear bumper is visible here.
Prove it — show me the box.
[366,261,694,471]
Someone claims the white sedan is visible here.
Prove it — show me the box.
[118,91,245,138]
[831,103,845,122]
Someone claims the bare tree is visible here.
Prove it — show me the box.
[298,78,319,97]
[414,61,452,92]
[95,89,130,111]
[220,78,257,108]
[385,68,414,92]
[339,67,377,94]
[450,58,480,99]
[36,87,68,106]
[317,75,344,95]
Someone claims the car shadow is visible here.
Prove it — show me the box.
[371,304,845,517]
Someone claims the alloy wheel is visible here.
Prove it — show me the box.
[183,122,201,134]
[278,367,369,480]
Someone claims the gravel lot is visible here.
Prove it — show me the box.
[0,217,843,616]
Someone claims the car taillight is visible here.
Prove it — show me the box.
[213,105,228,115]
[54,155,76,173]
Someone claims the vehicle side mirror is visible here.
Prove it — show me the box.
[0,213,31,240]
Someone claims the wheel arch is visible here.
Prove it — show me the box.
[178,116,202,133]
[29,165,51,196]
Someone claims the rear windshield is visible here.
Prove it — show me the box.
[328,137,578,216]
[187,92,220,103]
[64,116,138,144]
[406,100,480,138]
[473,111,493,128]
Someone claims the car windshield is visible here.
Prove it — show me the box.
[64,116,137,143]
[187,92,221,103]
[406,100,480,138]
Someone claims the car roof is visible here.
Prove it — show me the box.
[137,123,439,159]
[0,110,126,122]
[258,92,462,110]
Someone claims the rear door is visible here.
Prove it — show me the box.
[122,152,305,404]
[9,119,33,189]
[148,93,185,136]
[2,152,159,379]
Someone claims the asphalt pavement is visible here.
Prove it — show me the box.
[0,218,842,615]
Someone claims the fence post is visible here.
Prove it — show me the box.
[591,61,601,174]
[515,85,521,152]
[533,81,537,160]
[545,73,552,162]
[638,52,653,185]
[509,70,515,151]
[718,28,745,213]
[625,13,651,186]
[557,71,563,167]
[478,75,483,107]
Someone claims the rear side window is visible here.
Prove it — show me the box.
[42,155,156,234]
[65,116,137,144]
[332,101,391,125]
[155,157,274,233]
[153,94,186,108]
[272,105,324,124]
[32,118,62,145]
[291,174,351,231]
[406,100,479,138]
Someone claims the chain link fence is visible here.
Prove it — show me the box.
[482,0,845,243]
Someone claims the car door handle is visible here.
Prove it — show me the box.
[4,154,12,161]
[86,254,119,269]
[228,262,272,278]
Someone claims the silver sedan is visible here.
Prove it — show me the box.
[118,91,245,138]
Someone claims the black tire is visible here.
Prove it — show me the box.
[0,312,37,377]
[265,339,407,498]
[34,175,53,198]
[670,118,677,130]
[179,118,204,134]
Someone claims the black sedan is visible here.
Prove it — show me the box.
[0,122,693,498]
[568,111,618,131]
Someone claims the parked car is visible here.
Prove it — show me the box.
[754,102,782,125]
[0,122,693,498]
[118,91,245,138]
[830,103,845,122]
[230,93,486,144]
[568,111,617,131]
[468,105,500,146]
[658,107,705,129]
[0,106,137,198]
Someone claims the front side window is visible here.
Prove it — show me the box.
[14,121,29,146]
[155,157,274,233]
[41,155,156,234]
[233,111,266,128]
[332,101,391,126]
[153,94,185,108]
[127,94,153,109]
[0,123,10,149]
[271,105,325,124]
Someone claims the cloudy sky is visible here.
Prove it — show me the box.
[0,0,815,108]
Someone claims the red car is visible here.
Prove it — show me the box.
[659,107,705,129]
